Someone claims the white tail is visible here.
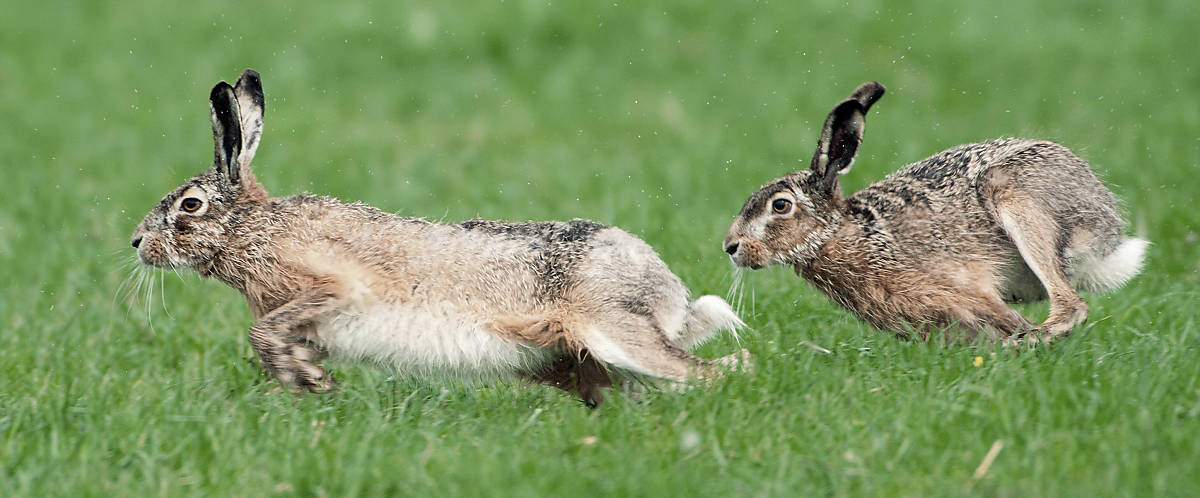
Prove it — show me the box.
[1073,237,1149,292]
[674,295,744,349]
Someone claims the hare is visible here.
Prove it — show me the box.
[723,81,1146,343]
[130,69,744,406]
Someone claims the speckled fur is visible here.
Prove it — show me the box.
[725,81,1146,342]
[131,70,744,405]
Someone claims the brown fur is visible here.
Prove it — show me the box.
[725,82,1145,343]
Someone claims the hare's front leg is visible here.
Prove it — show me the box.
[248,288,342,393]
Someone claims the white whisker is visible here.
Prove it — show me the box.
[144,267,157,335]
[158,268,174,320]
[725,267,747,320]
[750,286,756,318]
[114,265,137,308]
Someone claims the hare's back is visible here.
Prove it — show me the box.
[882,139,1049,189]
[457,218,688,303]
[458,218,691,324]
[855,138,1106,213]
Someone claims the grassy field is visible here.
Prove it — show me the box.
[3,0,1199,496]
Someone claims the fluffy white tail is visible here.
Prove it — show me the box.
[675,295,744,349]
[1073,237,1149,292]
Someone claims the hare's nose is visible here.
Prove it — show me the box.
[724,242,740,255]
[131,236,143,248]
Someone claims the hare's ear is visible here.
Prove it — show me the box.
[809,81,885,185]
[232,69,265,171]
[210,81,243,184]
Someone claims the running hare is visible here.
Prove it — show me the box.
[131,69,743,405]
[724,81,1146,343]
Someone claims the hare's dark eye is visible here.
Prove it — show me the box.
[771,198,793,214]
[180,197,203,213]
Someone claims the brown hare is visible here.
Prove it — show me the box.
[131,69,743,406]
[724,81,1146,343]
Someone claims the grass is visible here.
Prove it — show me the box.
[2,0,1198,496]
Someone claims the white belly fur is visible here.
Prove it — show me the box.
[313,303,551,378]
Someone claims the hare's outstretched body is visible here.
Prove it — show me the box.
[724,82,1145,342]
[131,70,742,405]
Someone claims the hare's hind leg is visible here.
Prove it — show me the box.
[577,323,749,387]
[248,286,343,393]
[573,307,742,385]
[578,323,696,382]
[991,197,1088,340]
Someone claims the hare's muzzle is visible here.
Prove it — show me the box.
[723,236,767,269]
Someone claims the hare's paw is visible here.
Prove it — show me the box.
[289,344,335,393]
[1001,331,1047,348]
[693,349,754,386]
[1039,299,1089,339]
[713,349,754,374]
[258,343,335,394]
[294,362,336,394]
[269,359,334,394]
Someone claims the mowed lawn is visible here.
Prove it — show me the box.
[2,1,1198,496]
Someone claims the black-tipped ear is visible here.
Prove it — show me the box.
[809,81,886,186]
[232,69,265,170]
[849,81,885,112]
[210,81,242,185]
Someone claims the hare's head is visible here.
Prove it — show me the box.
[131,70,268,269]
[723,81,884,269]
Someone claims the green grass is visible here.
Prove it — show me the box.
[3,0,1199,496]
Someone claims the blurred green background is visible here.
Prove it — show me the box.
[2,0,1197,496]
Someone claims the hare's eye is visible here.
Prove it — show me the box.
[180,197,203,213]
[771,198,793,214]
